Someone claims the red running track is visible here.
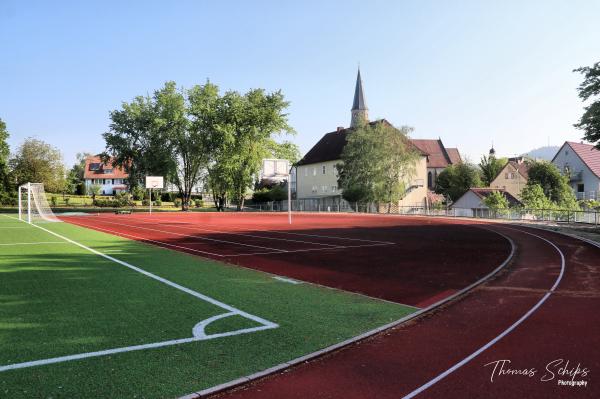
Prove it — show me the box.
[62,212,512,307]
[209,223,600,399]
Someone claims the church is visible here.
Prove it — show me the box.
[294,69,462,208]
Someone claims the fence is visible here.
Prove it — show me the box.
[248,197,600,225]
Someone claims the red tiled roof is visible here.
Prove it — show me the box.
[469,188,522,207]
[446,148,462,164]
[296,119,426,166]
[565,141,600,178]
[84,156,129,179]
[410,139,457,168]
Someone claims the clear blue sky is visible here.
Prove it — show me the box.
[1,0,599,167]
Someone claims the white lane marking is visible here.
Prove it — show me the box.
[72,216,288,253]
[227,242,393,257]
[133,215,341,247]
[66,219,226,257]
[125,215,395,245]
[272,276,302,284]
[0,241,66,246]
[0,215,278,372]
[402,226,565,399]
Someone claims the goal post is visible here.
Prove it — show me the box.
[18,183,61,224]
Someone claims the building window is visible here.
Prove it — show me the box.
[577,183,584,193]
[304,168,308,177]
[89,163,101,171]
[311,185,317,193]
[331,186,337,193]
[427,171,432,188]
[321,185,327,192]
[313,167,317,176]
[322,165,326,174]
[103,169,113,174]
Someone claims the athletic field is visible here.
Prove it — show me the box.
[0,214,414,398]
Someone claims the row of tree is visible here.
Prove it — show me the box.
[102,81,298,210]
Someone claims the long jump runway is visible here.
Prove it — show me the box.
[210,223,600,399]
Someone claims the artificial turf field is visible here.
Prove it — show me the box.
[0,215,415,398]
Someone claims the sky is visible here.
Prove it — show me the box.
[1,0,599,167]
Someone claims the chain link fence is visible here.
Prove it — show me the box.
[247,197,600,225]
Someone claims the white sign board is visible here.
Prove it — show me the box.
[145,176,164,189]
[262,159,290,178]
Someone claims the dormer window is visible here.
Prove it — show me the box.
[103,169,113,174]
[89,163,101,171]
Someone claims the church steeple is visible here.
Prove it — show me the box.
[350,68,368,128]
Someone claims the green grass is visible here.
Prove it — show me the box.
[0,215,415,398]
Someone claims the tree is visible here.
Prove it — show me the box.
[574,62,600,148]
[337,121,421,212]
[87,184,102,200]
[435,162,482,202]
[520,183,554,210]
[479,154,507,186]
[267,141,301,164]
[9,138,66,193]
[67,152,91,194]
[483,191,509,216]
[526,161,578,209]
[0,118,10,193]
[199,87,294,211]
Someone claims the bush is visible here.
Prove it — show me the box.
[174,198,182,208]
[194,199,203,208]
[50,196,58,206]
[161,192,177,202]
[142,199,150,206]
[64,197,70,206]
[132,186,145,201]
[154,199,162,206]
[0,191,18,206]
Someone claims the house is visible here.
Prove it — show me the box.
[551,141,600,200]
[452,188,521,217]
[411,139,462,189]
[84,155,128,195]
[489,156,530,200]
[295,69,429,207]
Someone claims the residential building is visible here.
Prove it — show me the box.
[295,69,428,207]
[551,141,600,200]
[84,155,128,195]
[411,139,462,189]
[452,188,521,217]
[489,157,529,200]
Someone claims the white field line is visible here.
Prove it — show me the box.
[0,215,278,372]
[0,241,67,246]
[131,216,395,245]
[401,226,566,399]
[180,226,517,399]
[129,215,342,248]
[75,217,289,253]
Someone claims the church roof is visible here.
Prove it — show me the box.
[296,119,426,166]
[352,69,367,110]
[411,139,460,168]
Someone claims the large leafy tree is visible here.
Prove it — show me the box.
[9,138,66,193]
[435,162,482,202]
[574,61,600,147]
[67,152,91,194]
[520,183,554,209]
[199,87,294,211]
[526,161,578,209]
[337,121,420,211]
[0,118,10,192]
[479,154,507,186]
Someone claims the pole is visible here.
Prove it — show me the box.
[27,182,31,224]
[149,188,152,214]
[18,185,22,221]
[288,170,292,224]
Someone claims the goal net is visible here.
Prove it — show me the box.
[18,183,61,223]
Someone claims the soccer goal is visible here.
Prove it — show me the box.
[18,183,61,224]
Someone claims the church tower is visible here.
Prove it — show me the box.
[350,68,369,128]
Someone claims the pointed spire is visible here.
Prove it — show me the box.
[350,68,369,128]
[352,68,367,111]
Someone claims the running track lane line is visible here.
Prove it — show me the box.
[64,217,393,257]
[72,216,290,253]
[401,225,566,399]
[179,226,516,399]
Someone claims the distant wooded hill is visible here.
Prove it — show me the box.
[521,146,560,161]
